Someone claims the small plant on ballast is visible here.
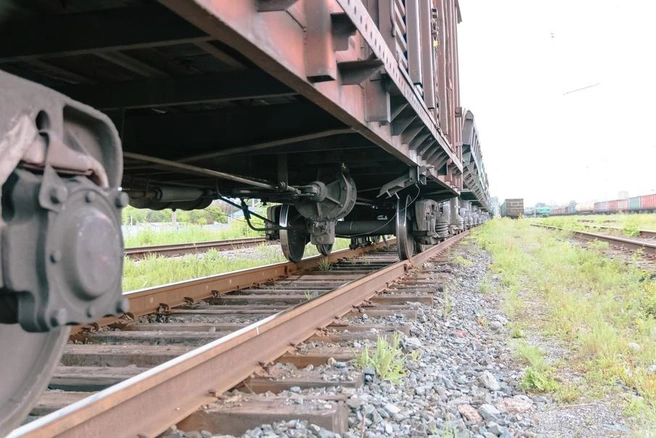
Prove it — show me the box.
[453,254,473,267]
[318,257,333,271]
[356,333,418,384]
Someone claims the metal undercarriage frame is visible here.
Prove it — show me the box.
[0,0,490,209]
[1,0,492,262]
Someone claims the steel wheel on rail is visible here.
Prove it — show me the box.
[0,71,127,434]
[0,324,70,435]
[396,195,416,260]
[280,204,309,262]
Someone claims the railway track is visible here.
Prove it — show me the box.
[576,223,656,239]
[11,233,467,438]
[124,237,268,259]
[533,224,656,256]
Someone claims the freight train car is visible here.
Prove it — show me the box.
[550,193,656,216]
[0,0,491,432]
[536,206,551,217]
[501,198,524,218]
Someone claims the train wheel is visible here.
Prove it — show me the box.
[0,325,69,435]
[280,204,309,262]
[0,71,126,434]
[396,195,416,260]
[317,244,333,256]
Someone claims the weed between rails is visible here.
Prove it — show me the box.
[473,219,656,429]
[317,257,333,271]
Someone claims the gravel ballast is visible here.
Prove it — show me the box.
[164,238,633,438]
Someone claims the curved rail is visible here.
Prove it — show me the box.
[533,224,656,255]
[11,233,466,437]
[124,237,268,259]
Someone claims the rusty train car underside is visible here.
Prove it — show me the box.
[0,0,490,433]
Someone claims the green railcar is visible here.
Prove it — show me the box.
[536,206,551,217]
[629,197,641,210]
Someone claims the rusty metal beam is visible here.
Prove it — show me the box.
[94,52,169,78]
[57,70,296,110]
[120,102,345,157]
[157,0,461,194]
[10,234,464,438]
[0,4,209,63]
[337,59,384,86]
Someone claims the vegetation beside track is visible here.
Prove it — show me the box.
[473,219,656,431]
[537,214,656,238]
[123,217,264,247]
[122,239,351,291]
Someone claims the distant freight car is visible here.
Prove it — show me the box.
[575,202,595,214]
[629,197,641,211]
[501,199,524,218]
[643,194,656,211]
[550,193,656,216]
[536,206,551,217]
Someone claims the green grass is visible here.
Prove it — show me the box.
[473,218,656,429]
[453,254,474,266]
[317,257,333,271]
[537,213,656,238]
[123,239,351,291]
[124,219,264,247]
[356,333,418,384]
[511,340,559,392]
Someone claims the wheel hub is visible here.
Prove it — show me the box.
[1,169,126,331]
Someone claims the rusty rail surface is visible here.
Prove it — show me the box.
[533,224,656,255]
[124,237,269,259]
[11,233,466,438]
[73,241,395,336]
[577,223,656,239]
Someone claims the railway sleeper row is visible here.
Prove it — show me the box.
[17,238,461,437]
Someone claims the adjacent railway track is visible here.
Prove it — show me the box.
[124,237,268,259]
[577,223,656,239]
[12,233,468,438]
[533,224,656,256]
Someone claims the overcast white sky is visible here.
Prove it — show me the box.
[458,0,656,207]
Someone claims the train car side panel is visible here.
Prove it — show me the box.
[642,194,656,210]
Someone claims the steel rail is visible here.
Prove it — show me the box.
[533,224,656,255]
[73,241,394,336]
[578,223,656,239]
[124,237,268,259]
[11,233,467,438]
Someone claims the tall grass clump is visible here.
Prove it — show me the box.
[472,218,656,428]
[356,333,418,384]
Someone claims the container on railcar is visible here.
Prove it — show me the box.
[500,198,524,218]
[629,196,642,211]
[641,194,656,211]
